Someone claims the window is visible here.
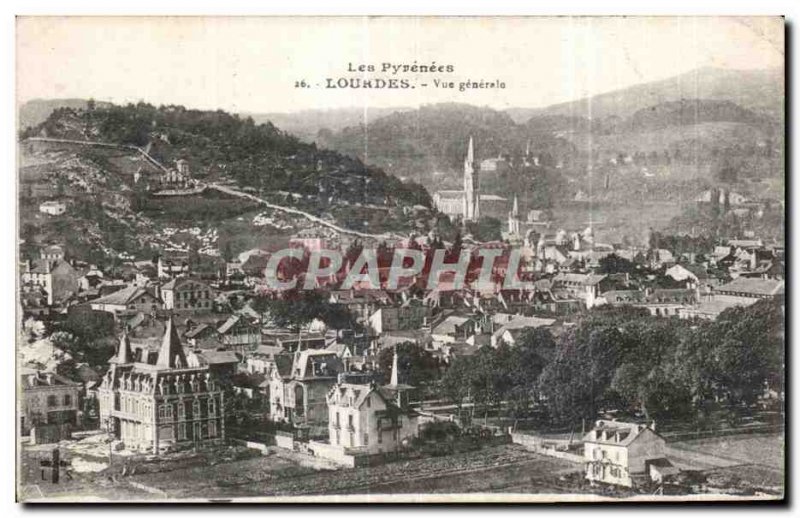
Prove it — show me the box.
[208,398,216,416]
[378,430,382,444]
[178,402,186,419]
[364,433,369,446]
[63,394,72,406]
[158,404,167,419]
[348,414,354,430]
[47,395,57,407]
[178,423,187,440]
[193,399,201,417]
[209,420,217,438]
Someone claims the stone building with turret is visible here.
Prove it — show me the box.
[98,317,225,454]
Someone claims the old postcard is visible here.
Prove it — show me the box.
[15,16,785,503]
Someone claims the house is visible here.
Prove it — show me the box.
[664,264,709,288]
[324,352,419,456]
[39,200,67,216]
[268,349,343,428]
[40,244,66,261]
[157,252,190,279]
[98,319,225,454]
[640,289,697,317]
[183,323,217,347]
[246,345,288,375]
[552,273,611,308]
[584,419,674,487]
[368,305,428,335]
[19,368,81,436]
[160,277,215,313]
[431,315,481,346]
[216,315,261,351]
[490,315,556,347]
[89,284,161,315]
[20,258,81,306]
[714,277,784,304]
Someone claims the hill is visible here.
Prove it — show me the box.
[18,102,444,268]
[18,98,114,131]
[21,102,432,210]
[508,67,783,122]
[246,106,413,142]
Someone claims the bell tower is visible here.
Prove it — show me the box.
[463,136,480,221]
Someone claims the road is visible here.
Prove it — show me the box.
[208,183,399,241]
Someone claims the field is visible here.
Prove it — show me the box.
[667,433,784,494]
[550,201,687,246]
[118,444,584,500]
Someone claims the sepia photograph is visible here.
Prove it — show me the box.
[14,14,785,503]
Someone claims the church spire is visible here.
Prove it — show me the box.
[390,348,399,387]
[463,136,479,221]
[156,316,187,369]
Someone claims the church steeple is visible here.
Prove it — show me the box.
[156,316,187,369]
[463,136,480,221]
[390,348,399,387]
[508,194,520,236]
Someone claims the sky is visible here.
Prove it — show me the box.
[17,16,784,114]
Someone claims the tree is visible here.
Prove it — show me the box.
[712,299,784,405]
[597,253,636,274]
[610,319,692,420]
[251,290,359,333]
[440,356,473,415]
[538,320,626,425]
[378,342,439,390]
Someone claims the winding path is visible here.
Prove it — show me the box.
[24,136,400,241]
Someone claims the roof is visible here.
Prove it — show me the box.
[93,284,155,306]
[273,354,294,378]
[21,370,81,389]
[217,315,241,334]
[728,239,763,249]
[185,323,213,339]
[682,299,747,317]
[432,315,470,336]
[553,273,608,286]
[717,277,784,297]
[583,419,661,447]
[291,349,343,380]
[492,315,556,340]
[156,317,187,368]
[252,345,284,358]
[645,289,696,304]
[191,350,240,365]
[603,290,645,304]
